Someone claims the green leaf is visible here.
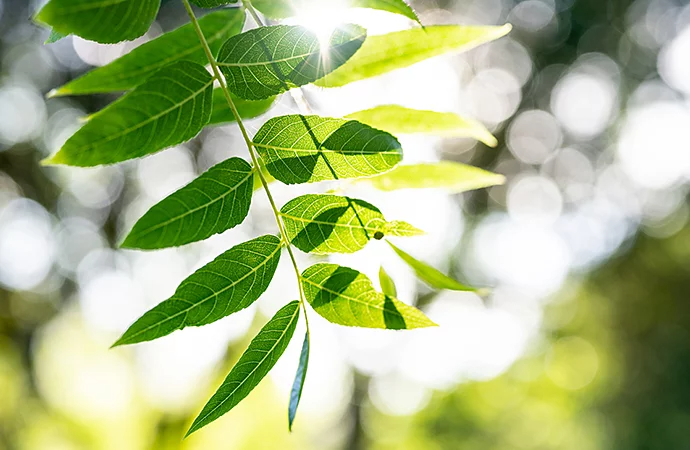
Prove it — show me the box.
[301,263,436,329]
[346,105,498,147]
[209,89,276,126]
[387,241,476,291]
[191,0,238,7]
[43,61,213,167]
[351,0,420,24]
[122,158,254,249]
[187,301,300,436]
[253,164,277,191]
[112,235,282,347]
[35,0,160,44]
[216,24,366,100]
[45,29,67,44]
[356,162,505,193]
[51,10,245,97]
[251,0,419,23]
[379,266,397,298]
[253,115,402,184]
[280,194,419,254]
[315,24,512,88]
[288,331,309,431]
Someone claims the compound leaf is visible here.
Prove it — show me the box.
[357,162,505,193]
[51,10,245,96]
[316,24,512,88]
[253,115,402,184]
[122,158,254,249]
[281,194,418,254]
[301,263,436,329]
[187,301,300,436]
[346,105,498,147]
[288,331,309,431]
[112,235,282,347]
[209,89,276,126]
[43,61,213,167]
[217,24,366,100]
[378,266,397,298]
[35,0,160,44]
[387,241,476,291]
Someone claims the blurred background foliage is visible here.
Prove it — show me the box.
[2,0,690,448]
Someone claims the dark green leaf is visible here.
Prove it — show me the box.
[45,29,66,44]
[35,0,160,44]
[315,24,512,88]
[191,0,238,7]
[281,194,421,254]
[379,266,397,298]
[387,241,476,291]
[112,235,282,347]
[217,25,366,100]
[208,89,276,126]
[187,301,300,436]
[288,331,309,431]
[122,158,253,249]
[51,10,245,97]
[346,105,498,147]
[43,61,213,167]
[355,162,505,193]
[253,115,402,184]
[301,263,436,329]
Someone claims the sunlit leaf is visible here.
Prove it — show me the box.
[288,331,309,431]
[251,0,419,23]
[301,263,436,329]
[43,61,213,167]
[346,105,497,147]
[35,0,160,44]
[217,24,366,100]
[51,10,245,97]
[379,266,397,298]
[112,235,282,347]
[357,162,505,193]
[187,301,300,436]
[45,29,66,44]
[281,194,419,254]
[209,89,276,126]
[253,115,402,184]
[387,241,476,291]
[122,158,254,249]
[191,0,238,7]
[315,24,512,88]
[253,164,277,191]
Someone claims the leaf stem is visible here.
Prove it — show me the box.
[181,0,309,325]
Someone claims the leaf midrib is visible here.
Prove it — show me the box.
[280,211,384,232]
[253,142,400,155]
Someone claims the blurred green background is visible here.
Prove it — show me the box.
[2,0,690,448]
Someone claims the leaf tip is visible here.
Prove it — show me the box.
[46,88,65,99]
[40,154,64,166]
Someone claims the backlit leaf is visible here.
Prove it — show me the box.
[209,89,276,126]
[191,0,238,7]
[387,241,476,291]
[346,105,498,147]
[281,194,419,254]
[379,266,397,298]
[187,301,300,436]
[35,0,160,44]
[351,0,420,24]
[122,158,254,249]
[51,10,245,96]
[217,24,366,100]
[358,162,505,193]
[45,29,66,44]
[288,331,309,431]
[251,0,419,23]
[301,263,436,329]
[316,24,512,88]
[43,61,213,167]
[253,115,402,184]
[112,235,282,346]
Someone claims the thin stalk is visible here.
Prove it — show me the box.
[181,0,309,325]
